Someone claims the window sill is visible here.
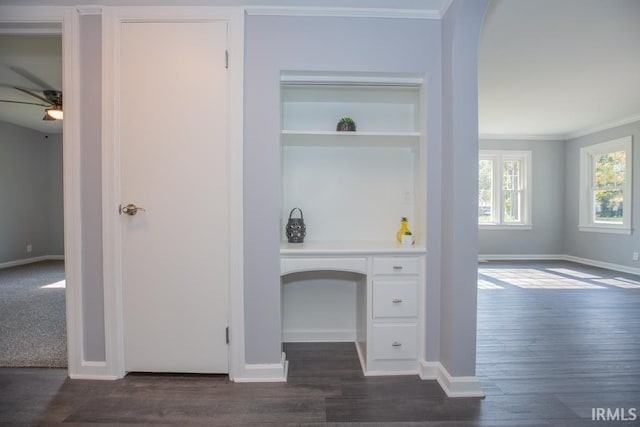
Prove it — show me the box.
[479,224,532,231]
[578,225,631,235]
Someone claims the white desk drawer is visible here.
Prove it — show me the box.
[371,324,417,360]
[373,280,418,318]
[373,257,419,275]
[281,257,367,276]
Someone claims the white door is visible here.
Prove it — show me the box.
[119,21,229,373]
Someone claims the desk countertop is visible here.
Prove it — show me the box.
[280,240,426,256]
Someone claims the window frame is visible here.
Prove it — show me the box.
[479,150,532,229]
[579,136,633,235]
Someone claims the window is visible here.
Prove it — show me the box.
[579,136,633,234]
[478,150,532,228]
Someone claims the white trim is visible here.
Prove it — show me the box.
[478,254,565,262]
[0,255,65,270]
[578,225,632,235]
[68,361,119,380]
[480,113,640,142]
[76,6,103,15]
[565,113,640,140]
[101,6,124,379]
[579,136,633,234]
[226,8,246,383]
[479,150,532,227]
[419,361,484,398]
[479,224,533,231]
[233,353,289,383]
[101,6,246,381]
[478,254,640,276]
[62,6,85,380]
[563,255,640,277]
[479,133,564,141]
[0,5,86,379]
[244,6,441,19]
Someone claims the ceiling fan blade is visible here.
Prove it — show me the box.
[0,99,50,107]
[8,65,55,91]
[13,86,54,106]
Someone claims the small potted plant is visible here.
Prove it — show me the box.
[401,231,414,246]
[336,117,356,132]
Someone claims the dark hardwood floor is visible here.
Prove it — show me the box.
[1,261,639,426]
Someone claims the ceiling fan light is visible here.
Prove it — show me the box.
[45,108,64,120]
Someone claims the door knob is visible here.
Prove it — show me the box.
[120,203,146,216]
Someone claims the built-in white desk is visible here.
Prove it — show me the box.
[280,241,426,376]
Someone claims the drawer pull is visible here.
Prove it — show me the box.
[392,341,402,347]
[392,265,403,270]
[392,299,403,304]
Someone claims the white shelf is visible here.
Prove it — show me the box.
[282,130,420,148]
[282,130,420,137]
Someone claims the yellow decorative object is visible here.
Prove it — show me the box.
[396,217,410,243]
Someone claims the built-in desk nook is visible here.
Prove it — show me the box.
[281,242,426,375]
[279,71,426,375]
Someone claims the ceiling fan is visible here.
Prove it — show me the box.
[0,86,63,121]
[0,66,63,121]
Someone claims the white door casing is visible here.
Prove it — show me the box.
[119,20,229,373]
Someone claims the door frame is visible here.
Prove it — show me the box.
[0,6,84,375]
[101,7,246,379]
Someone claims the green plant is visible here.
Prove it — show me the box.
[404,231,412,235]
[338,117,354,123]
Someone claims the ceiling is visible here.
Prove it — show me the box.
[479,0,640,139]
[1,0,639,139]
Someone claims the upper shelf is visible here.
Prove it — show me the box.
[280,72,424,148]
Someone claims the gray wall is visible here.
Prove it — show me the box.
[78,13,105,362]
[0,120,63,264]
[245,0,488,377]
[439,0,487,377]
[244,13,445,364]
[2,3,487,373]
[564,120,640,269]
[479,120,639,272]
[478,139,565,256]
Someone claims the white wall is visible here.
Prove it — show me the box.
[0,120,63,265]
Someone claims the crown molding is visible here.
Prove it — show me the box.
[564,113,640,140]
[77,5,103,15]
[479,133,564,141]
[244,6,441,19]
[481,112,640,142]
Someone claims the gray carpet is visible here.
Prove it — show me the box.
[0,260,67,368]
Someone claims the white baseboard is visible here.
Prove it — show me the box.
[0,255,65,269]
[419,360,484,398]
[564,255,640,276]
[479,253,640,276]
[282,329,355,343]
[233,352,288,383]
[68,360,121,380]
[478,254,564,262]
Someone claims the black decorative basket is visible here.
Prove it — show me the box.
[286,208,306,243]
[336,121,356,132]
